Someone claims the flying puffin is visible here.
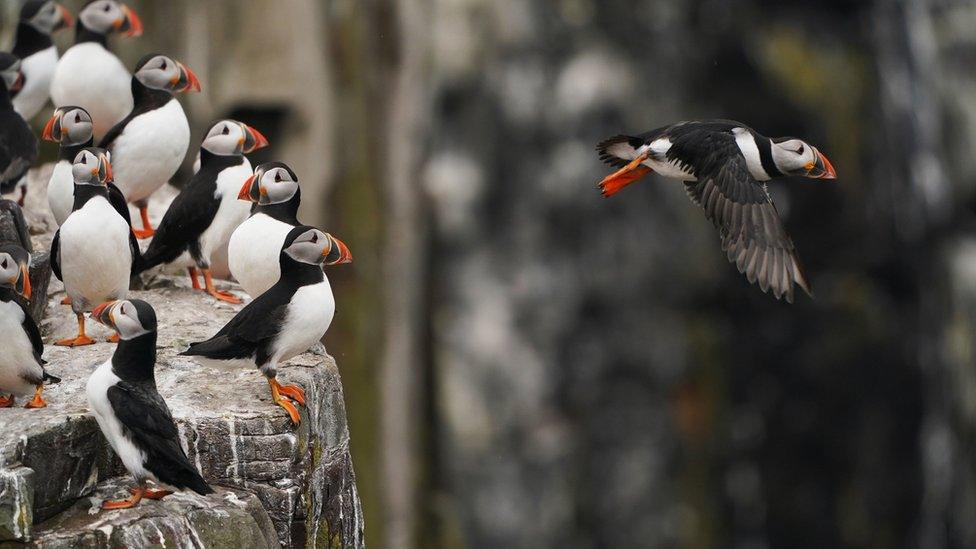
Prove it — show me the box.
[11,0,73,121]
[597,120,836,302]
[0,244,60,409]
[50,0,142,140]
[0,54,38,205]
[87,298,213,509]
[227,162,304,298]
[136,120,269,303]
[181,226,352,425]
[51,148,140,346]
[100,53,200,239]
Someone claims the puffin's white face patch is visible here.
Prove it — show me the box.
[135,55,181,91]
[79,0,124,34]
[61,108,95,146]
[201,120,246,156]
[0,253,19,285]
[29,1,62,34]
[259,168,299,205]
[771,139,817,174]
[284,228,329,265]
[0,59,21,91]
[109,301,151,339]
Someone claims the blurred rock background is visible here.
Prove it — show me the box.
[4,0,976,547]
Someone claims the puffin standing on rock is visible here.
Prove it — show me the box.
[182,226,352,425]
[51,148,140,346]
[136,120,268,303]
[100,53,200,239]
[87,299,213,509]
[596,120,837,302]
[228,162,304,298]
[50,0,142,139]
[0,244,59,408]
[11,0,73,121]
[0,54,38,204]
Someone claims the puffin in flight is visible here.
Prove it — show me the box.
[181,225,352,425]
[51,148,140,346]
[136,119,269,303]
[596,120,836,303]
[100,53,200,239]
[0,54,38,205]
[87,299,213,509]
[11,0,73,121]
[50,0,142,140]
[227,162,304,298]
[0,244,59,409]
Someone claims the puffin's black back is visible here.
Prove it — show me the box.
[13,1,54,58]
[0,54,38,191]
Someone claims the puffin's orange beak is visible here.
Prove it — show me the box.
[54,3,73,31]
[91,300,117,327]
[117,4,143,38]
[174,62,201,93]
[242,124,269,153]
[324,235,353,265]
[18,264,30,300]
[598,152,652,198]
[42,113,59,142]
[238,174,256,201]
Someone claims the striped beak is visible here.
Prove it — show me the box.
[91,300,118,328]
[238,174,262,202]
[115,4,143,38]
[241,124,269,154]
[54,3,73,31]
[171,61,201,93]
[15,261,30,300]
[323,234,353,266]
[806,149,837,180]
[42,111,61,142]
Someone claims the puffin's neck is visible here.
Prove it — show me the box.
[254,191,301,224]
[13,23,52,58]
[111,331,157,383]
[131,80,173,111]
[0,82,13,111]
[277,255,325,289]
[753,133,783,179]
[59,138,94,161]
[199,148,244,170]
[0,287,17,303]
[71,184,109,211]
[75,23,108,47]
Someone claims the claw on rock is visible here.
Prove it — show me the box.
[0,395,14,408]
[268,378,303,425]
[23,385,47,409]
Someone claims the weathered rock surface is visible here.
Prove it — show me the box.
[0,199,51,321]
[0,167,364,548]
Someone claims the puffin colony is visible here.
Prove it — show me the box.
[0,1,836,510]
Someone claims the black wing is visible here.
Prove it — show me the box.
[107,182,143,274]
[673,129,812,303]
[50,229,61,281]
[139,173,221,273]
[0,110,38,191]
[182,291,288,360]
[17,298,45,365]
[106,381,212,494]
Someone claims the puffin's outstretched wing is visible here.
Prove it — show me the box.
[673,130,812,303]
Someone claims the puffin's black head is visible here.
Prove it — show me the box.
[0,53,25,95]
[71,147,113,186]
[770,137,837,179]
[22,1,73,34]
[92,299,156,340]
[43,106,93,146]
[240,162,300,205]
[134,53,201,94]
[0,244,32,300]
[78,0,141,37]
[282,225,353,267]
[201,119,269,156]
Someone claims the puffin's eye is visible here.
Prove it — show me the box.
[796,144,804,155]
[222,126,229,135]
[275,172,282,182]
[310,233,318,244]
[160,60,168,71]
[103,3,111,12]
[1,258,7,269]
[74,113,81,123]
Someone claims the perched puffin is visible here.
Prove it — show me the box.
[596,120,837,302]
[51,148,140,346]
[227,162,303,298]
[181,226,352,425]
[137,120,268,303]
[50,0,142,140]
[87,299,213,509]
[11,0,73,121]
[0,54,38,204]
[100,53,200,239]
[0,244,59,409]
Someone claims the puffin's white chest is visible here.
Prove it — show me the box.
[13,45,58,120]
[733,127,771,181]
[47,159,73,226]
[228,213,293,297]
[0,300,42,396]
[86,360,151,481]
[273,280,336,362]
[59,196,132,309]
[51,43,131,138]
[110,100,190,204]
[198,161,254,261]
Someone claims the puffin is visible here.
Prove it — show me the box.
[0,244,59,409]
[51,148,140,346]
[100,53,200,239]
[50,0,142,140]
[227,162,303,298]
[596,120,837,303]
[11,0,73,121]
[87,298,213,509]
[0,54,38,204]
[181,225,352,425]
[42,105,93,225]
[137,120,268,303]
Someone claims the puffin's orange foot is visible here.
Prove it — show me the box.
[102,487,144,510]
[60,296,72,305]
[132,227,155,239]
[106,333,120,343]
[277,384,306,406]
[208,289,242,304]
[24,386,47,409]
[55,335,95,347]
[188,267,201,290]
[276,398,302,425]
[131,487,172,500]
[0,395,14,408]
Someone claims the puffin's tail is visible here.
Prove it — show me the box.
[135,241,184,276]
[43,370,61,384]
